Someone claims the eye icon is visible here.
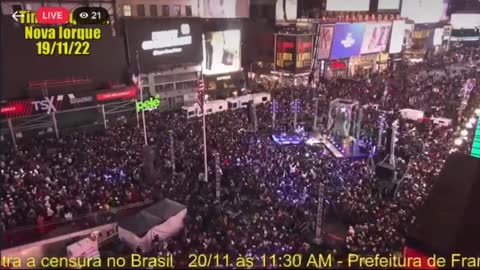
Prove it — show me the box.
[79,12,89,19]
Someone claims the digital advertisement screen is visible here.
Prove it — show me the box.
[361,22,392,54]
[276,0,297,21]
[471,119,480,158]
[412,26,435,49]
[378,0,401,10]
[203,0,250,18]
[330,23,366,60]
[451,14,480,30]
[326,0,369,11]
[401,0,448,24]
[275,35,296,73]
[317,25,335,59]
[125,19,203,74]
[389,20,406,54]
[203,30,241,75]
[296,35,313,74]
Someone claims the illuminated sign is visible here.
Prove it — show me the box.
[318,25,334,59]
[471,119,480,158]
[136,96,160,112]
[331,23,366,59]
[142,24,192,56]
[96,88,137,101]
[296,35,313,73]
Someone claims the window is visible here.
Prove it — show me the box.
[173,5,181,16]
[207,109,213,113]
[188,111,195,116]
[219,106,223,110]
[262,97,268,101]
[136,5,145,16]
[123,5,132,16]
[150,5,158,16]
[185,5,192,17]
[162,5,169,16]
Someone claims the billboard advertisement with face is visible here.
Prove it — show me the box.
[203,30,241,75]
[317,25,334,59]
[330,23,366,60]
[361,22,392,54]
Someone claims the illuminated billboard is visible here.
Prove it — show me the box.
[125,19,203,74]
[203,30,241,75]
[317,25,334,59]
[275,35,296,73]
[389,20,406,54]
[401,0,448,24]
[326,0,369,11]
[203,0,249,18]
[361,22,392,54]
[471,119,480,158]
[330,23,366,60]
[296,35,313,74]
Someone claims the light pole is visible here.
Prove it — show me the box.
[136,50,148,146]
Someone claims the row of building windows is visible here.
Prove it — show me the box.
[123,4,192,17]
[151,80,196,92]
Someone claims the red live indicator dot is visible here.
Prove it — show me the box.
[36,7,69,25]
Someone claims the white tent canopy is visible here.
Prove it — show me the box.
[118,199,187,252]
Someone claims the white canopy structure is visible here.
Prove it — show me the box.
[118,199,187,252]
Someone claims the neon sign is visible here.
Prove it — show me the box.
[136,96,160,112]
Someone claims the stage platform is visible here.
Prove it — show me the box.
[272,132,371,159]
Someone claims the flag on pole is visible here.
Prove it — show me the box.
[197,79,205,110]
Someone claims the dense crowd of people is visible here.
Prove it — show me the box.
[1,45,479,266]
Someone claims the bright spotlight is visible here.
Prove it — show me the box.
[454,138,463,146]
[466,122,473,129]
[460,130,468,136]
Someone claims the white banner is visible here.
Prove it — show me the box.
[389,20,406,54]
[451,14,480,30]
[361,22,392,54]
[326,0,369,11]
[433,28,444,46]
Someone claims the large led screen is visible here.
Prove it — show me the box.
[317,25,334,59]
[330,23,366,60]
[326,0,369,11]
[275,35,296,73]
[378,0,400,10]
[361,22,392,54]
[276,0,297,21]
[451,14,480,30]
[296,35,313,74]
[389,20,406,54]
[125,19,202,74]
[203,30,241,75]
[204,0,249,18]
[401,0,448,24]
